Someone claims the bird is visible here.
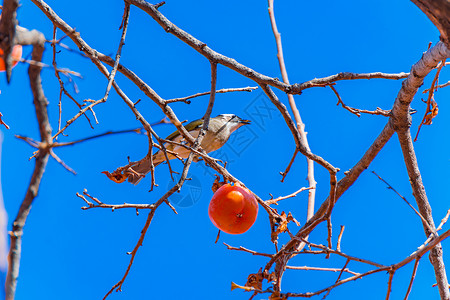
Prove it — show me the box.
[126,114,250,184]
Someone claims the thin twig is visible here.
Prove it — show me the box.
[20,57,82,77]
[280,149,299,183]
[372,171,434,235]
[321,258,351,299]
[103,202,160,299]
[224,243,274,258]
[437,208,450,231]
[286,263,358,276]
[49,149,76,174]
[53,128,145,147]
[423,79,450,93]
[51,25,91,136]
[76,191,154,211]
[126,0,409,95]
[385,271,395,300]
[267,3,317,258]
[336,225,345,252]
[295,239,385,268]
[335,259,351,282]
[404,258,420,300]
[265,186,313,205]
[283,229,450,298]
[414,59,446,141]
[102,3,130,104]
[165,86,258,104]
[331,85,391,117]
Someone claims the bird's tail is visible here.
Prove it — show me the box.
[127,157,162,185]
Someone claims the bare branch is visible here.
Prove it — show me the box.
[423,80,450,93]
[165,86,258,104]
[103,201,161,299]
[265,186,313,205]
[336,225,345,252]
[331,85,391,117]
[285,264,359,276]
[280,149,299,183]
[372,171,434,234]
[102,2,130,103]
[294,72,409,92]
[411,0,450,48]
[49,149,76,174]
[381,41,450,299]
[437,208,450,231]
[386,271,395,300]
[5,25,50,300]
[125,0,408,95]
[51,25,92,135]
[224,243,274,258]
[297,239,386,268]
[414,59,445,141]
[282,230,450,298]
[397,128,449,299]
[404,259,420,300]
[76,190,154,211]
[263,41,450,290]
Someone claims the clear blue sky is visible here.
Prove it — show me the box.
[1,0,449,299]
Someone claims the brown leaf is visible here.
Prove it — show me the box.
[272,211,300,243]
[231,281,254,292]
[424,100,439,125]
[286,212,300,226]
[263,269,277,283]
[275,211,289,235]
[246,271,263,290]
[269,291,287,300]
[102,170,128,183]
[211,174,227,193]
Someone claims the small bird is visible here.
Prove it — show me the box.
[126,114,250,184]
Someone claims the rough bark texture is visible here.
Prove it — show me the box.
[411,0,450,48]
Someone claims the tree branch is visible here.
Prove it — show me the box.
[0,0,19,82]
[124,0,408,95]
[389,41,450,300]
[411,0,450,48]
[4,25,50,300]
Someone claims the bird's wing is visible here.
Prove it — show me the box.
[165,118,203,141]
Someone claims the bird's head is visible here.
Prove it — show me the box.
[214,114,251,133]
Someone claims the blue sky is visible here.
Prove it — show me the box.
[1,0,449,299]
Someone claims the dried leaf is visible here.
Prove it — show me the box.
[211,174,227,193]
[231,281,254,292]
[246,270,263,290]
[272,211,300,243]
[424,100,439,125]
[102,170,128,183]
[276,211,289,235]
[263,270,277,283]
[286,212,300,226]
[269,291,287,300]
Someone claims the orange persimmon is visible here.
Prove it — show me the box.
[208,183,258,234]
[0,45,22,71]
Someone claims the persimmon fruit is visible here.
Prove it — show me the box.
[0,45,22,71]
[208,183,258,234]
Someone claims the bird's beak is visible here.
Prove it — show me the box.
[239,119,251,125]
